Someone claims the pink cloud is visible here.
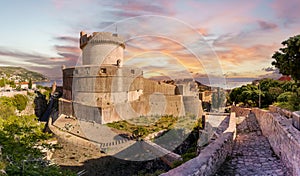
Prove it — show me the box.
[257,20,278,30]
[216,44,278,66]
[112,0,177,18]
[55,36,78,44]
[55,45,80,53]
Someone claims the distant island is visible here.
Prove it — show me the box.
[0,66,48,82]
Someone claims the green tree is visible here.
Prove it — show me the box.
[0,115,76,175]
[0,96,16,119]
[9,80,16,88]
[28,78,32,89]
[277,92,294,103]
[272,35,300,84]
[269,87,283,101]
[13,94,28,112]
[16,85,21,91]
[0,78,6,87]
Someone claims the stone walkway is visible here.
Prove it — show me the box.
[215,113,291,176]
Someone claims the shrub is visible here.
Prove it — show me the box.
[0,115,76,175]
[13,94,28,112]
[0,96,16,118]
[277,92,294,102]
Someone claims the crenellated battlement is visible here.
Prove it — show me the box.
[80,31,125,49]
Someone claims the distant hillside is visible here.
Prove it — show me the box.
[0,67,47,81]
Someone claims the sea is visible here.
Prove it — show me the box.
[195,77,256,89]
[35,79,63,87]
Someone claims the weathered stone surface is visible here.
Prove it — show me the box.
[61,31,202,124]
[231,106,251,117]
[252,108,300,176]
[269,105,293,118]
[292,111,300,130]
[216,112,291,176]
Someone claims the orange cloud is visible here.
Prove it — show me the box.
[124,35,217,77]
[217,44,278,65]
[197,28,209,36]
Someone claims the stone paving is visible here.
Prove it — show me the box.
[215,113,292,176]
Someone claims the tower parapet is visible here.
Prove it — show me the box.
[80,31,125,49]
[80,31,125,66]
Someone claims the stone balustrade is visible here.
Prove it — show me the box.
[269,105,293,118]
[231,106,300,176]
[292,111,300,130]
[251,108,300,176]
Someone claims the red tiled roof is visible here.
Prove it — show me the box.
[278,75,292,81]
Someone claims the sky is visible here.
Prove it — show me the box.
[0,0,300,81]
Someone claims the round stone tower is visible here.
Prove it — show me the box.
[80,31,125,66]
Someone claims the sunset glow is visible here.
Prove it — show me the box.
[0,0,299,80]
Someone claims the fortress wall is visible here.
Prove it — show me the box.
[129,95,185,117]
[62,68,74,100]
[73,92,128,106]
[231,105,251,117]
[101,103,137,123]
[71,67,143,93]
[183,96,202,117]
[82,44,123,65]
[74,66,118,76]
[129,77,144,91]
[73,77,112,92]
[58,98,74,117]
[164,95,185,117]
[143,79,161,93]
[73,102,102,124]
[128,90,143,102]
[252,108,300,176]
[98,94,188,124]
[63,90,72,101]
[143,79,175,95]
[70,65,142,77]
[73,76,143,93]
[231,106,300,175]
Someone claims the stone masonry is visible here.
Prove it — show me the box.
[216,112,291,176]
[59,31,201,124]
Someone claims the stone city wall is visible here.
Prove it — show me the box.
[48,117,97,149]
[269,105,293,119]
[58,98,74,118]
[292,112,300,130]
[230,105,251,117]
[62,68,74,100]
[102,94,186,123]
[251,108,300,176]
[68,94,186,124]
[72,102,103,124]
[59,93,192,124]
[72,74,143,93]
[63,66,144,93]
[183,96,202,116]
[161,113,236,176]
[231,106,300,176]
[143,78,176,95]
